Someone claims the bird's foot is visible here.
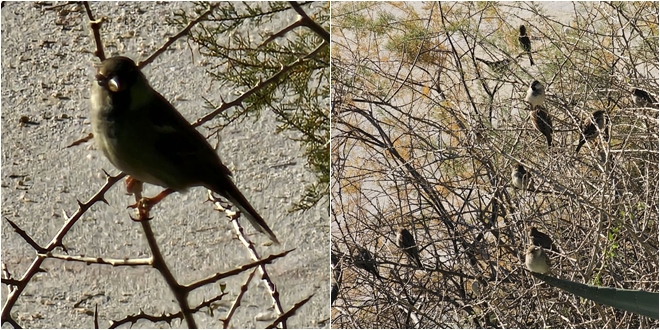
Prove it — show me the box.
[127,188,175,220]
[128,198,155,221]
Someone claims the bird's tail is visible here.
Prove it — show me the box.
[475,57,489,65]
[575,139,586,153]
[528,52,535,66]
[213,179,280,244]
[414,257,423,269]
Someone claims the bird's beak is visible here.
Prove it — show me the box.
[108,76,122,92]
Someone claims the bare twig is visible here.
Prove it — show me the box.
[138,3,219,69]
[221,268,257,328]
[37,253,152,267]
[265,294,314,329]
[289,1,329,43]
[187,250,293,292]
[1,171,125,326]
[135,211,197,328]
[207,191,288,328]
[83,2,106,61]
[109,294,228,328]
[4,218,46,253]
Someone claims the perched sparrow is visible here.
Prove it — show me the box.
[531,107,553,147]
[331,282,339,305]
[476,56,518,74]
[331,252,344,280]
[530,227,559,253]
[470,279,482,296]
[525,245,551,274]
[396,228,423,268]
[631,88,657,108]
[525,80,545,109]
[90,56,279,243]
[511,163,533,190]
[470,277,487,296]
[575,110,608,154]
[354,246,381,279]
[518,25,534,66]
[331,251,340,267]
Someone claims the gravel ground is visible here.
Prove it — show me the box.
[1,2,329,328]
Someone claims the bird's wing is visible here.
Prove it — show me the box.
[401,230,415,248]
[148,90,233,182]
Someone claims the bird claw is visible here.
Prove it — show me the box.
[127,197,156,220]
[126,189,174,220]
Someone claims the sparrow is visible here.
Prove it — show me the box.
[470,277,487,296]
[331,252,343,280]
[525,245,551,274]
[530,227,559,253]
[631,88,657,108]
[575,110,608,154]
[518,25,534,66]
[353,246,381,279]
[511,163,533,190]
[331,282,339,305]
[396,228,423,268]
[531,107,553,147]
[525,80,545,109]
[90,56,279,243]
[331,251,340,267]
[476,56,519,74]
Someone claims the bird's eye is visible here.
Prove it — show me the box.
[95,73,106,86]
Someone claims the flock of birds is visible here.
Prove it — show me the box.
[507,25,657,274]
[331,24,657,304]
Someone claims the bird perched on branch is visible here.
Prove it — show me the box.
[525,246,551,274]
[470,277,487,296]
[631,88,657,108]
[331,252,344,281]
[531,107,553,147]
[530,227,559,253]
[396,228,423,268]
[511,163,533,190]
[353,246,381,279]
[525,80,545,109]
[476,55,519,74]
[575,110,608,154]
[518,25,534,66]
[331,251,343,305]
[331,283,339,305]
[90,56,279,243]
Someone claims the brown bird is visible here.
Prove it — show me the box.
[518,25,534,66]
[470,277,487,296]
[396,228,423,268]
[353,246,381,279]
[90,57,278,243]
[525,246,551,274]
[476,55,520,74]
[530,227,559,253]
[511,163,533,190]
[631,88,657,107]
[531,107,553,147]
[575,110,608,154]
